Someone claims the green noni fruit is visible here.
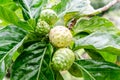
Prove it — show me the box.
[36,20,50,36]
[49,26,73,48]
[52,48,75,71]
[40,9,58,25]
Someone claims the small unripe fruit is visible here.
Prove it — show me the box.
[52,48,75,71]
[40,9,58,25]
[36,20,50,36]
[49,26,73,48]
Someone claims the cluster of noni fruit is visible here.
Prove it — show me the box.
[37,9,75,71]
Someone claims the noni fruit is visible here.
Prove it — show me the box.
[49,26,73,48]
[52,48,75,71]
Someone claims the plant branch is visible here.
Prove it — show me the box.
[68,0,120,29]
[98,0,119,12]
[86,0,120,17]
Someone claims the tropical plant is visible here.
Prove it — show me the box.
[0,0,120,80]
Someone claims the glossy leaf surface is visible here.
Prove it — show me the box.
[11,42,54,80]
[75,59,120,80]
[0,25,26,79]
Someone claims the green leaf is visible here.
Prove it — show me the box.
[3,2,18,11]
[73,17,118,35]
[68,63,82,77]
[116,56,120,66]
[55,0,94,15]
[12,51,20,61]
[0,25,27,79]
[98,51,117,63]
[85,49,104,61]
[73,17,118,62]
[52,0,69,15]
[52,0,95,24]
[0,6,19,25]
[54,71,64,80]
[27,19,36,30]
[0,0,12,4]
[64,0,95,24]
[73,32,89,40]
[0,0,18,11]
[0,61,5,79]
[74,32,120,55]
[75,59,120,80]
[85,49,117,63]
[11,42,54,80]
[65,0,94,14]
[0,6,32,31]
[16,0,48,20]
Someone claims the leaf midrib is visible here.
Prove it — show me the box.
[74,62,96,80]
[36,47,47,80]
[0,35,27,63]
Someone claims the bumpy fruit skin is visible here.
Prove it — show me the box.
[36,20,50,36]
[40,9,58,25]
[49,26,73,48]
[52,48,75,71]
